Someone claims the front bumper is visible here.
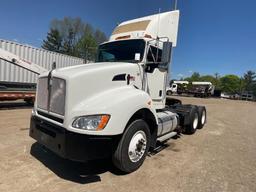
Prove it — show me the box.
[29,116,117,162]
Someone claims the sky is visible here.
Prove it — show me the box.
[0,0,255,79]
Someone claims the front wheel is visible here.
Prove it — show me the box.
[112,119,150,173]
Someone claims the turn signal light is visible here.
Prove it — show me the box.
[97,115,110,130]
[115,35,131,40]
[144,34,152,39]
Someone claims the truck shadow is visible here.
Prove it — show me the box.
[30,137,183,184]
[30,142,117,184]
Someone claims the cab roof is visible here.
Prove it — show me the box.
[109,10,180,47]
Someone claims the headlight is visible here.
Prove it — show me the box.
[72,115,110,131]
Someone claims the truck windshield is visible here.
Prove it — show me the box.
[96,39,145,63]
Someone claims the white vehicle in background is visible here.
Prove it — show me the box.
[167,81,214,97]
[29,9,207,173]
[191,82,215,97]
[220,93,232,99]
[166,81,189,95]
[241,92,254,101]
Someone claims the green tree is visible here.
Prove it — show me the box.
[200,75,215,82]
[242,70,256,94]
[190,72,201,81]
[42,29,62,52]
[62,28,76,55]
[76,34,97,61]
[42,17,107,60]
[220,74,241,94]
[214,73,221,89]
[50,17,85,56]
[94,29,107,45]
[184,72,200,82]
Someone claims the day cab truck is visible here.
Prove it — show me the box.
[29,10,207,173]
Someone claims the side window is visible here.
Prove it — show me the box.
[147,46,162,63]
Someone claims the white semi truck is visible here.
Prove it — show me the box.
[29,10,207,173]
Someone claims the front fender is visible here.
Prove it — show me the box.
[65,86,157,135]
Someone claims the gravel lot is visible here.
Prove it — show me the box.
[0,97,255,192]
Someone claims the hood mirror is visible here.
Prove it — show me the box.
[159,41,172,70]
[161,42,172,65]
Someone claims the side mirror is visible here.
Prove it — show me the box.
[160,42,172,69]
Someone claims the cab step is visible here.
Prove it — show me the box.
[157,131,177,142]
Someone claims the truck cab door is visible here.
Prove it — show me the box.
[145,45,168,109]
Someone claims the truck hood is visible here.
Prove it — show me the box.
[50,62,142,85]
[38,62,142,116]
[52,62,134,77]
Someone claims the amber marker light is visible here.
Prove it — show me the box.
[97,115,111,130]
[115,35,131,40]
[144,34,152,39]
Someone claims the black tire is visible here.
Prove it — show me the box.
[185,106,199,134]
[197,106,207,129]
[112,119,151,173]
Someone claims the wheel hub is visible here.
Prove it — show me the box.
[128,131,147,162]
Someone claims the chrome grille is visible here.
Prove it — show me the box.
[49,78,66,115]
[37,77,48,110]
[37,77,66,116]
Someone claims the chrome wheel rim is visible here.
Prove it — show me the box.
[201,111,206,125]
[193,113,199,129]
[128,131,147,162]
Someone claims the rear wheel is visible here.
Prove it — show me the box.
[197,106,207,129]
[185,107,199,134]
[112,119,150,173]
